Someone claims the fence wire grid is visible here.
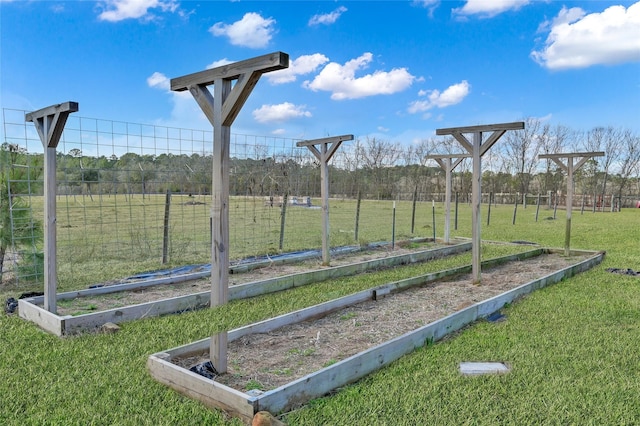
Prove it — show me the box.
[3,108,639,289]
[1,109,438,289]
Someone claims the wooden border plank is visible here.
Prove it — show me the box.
[18,299,67,336]
[20,243,472,334]
[63,292,210,334]
[147,355,255,423]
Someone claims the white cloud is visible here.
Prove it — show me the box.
[147,71,207,129]
[412,0,440,17]
[266,53,329,84]
[147,71,170,90]
[532,2,640,70]
[209,12,276,48]
[303,53,415,100]
[308,6,347,26]
[206,58,234,69]
[413,0,439,7]
[453,0,530,18]
[98,0,179,22]
[407,80,471,114]
[252,102,312,123]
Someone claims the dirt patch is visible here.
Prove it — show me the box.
[173,252,588,392]
[55,242,437,316]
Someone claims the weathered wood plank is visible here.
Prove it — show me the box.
[221,71,262,126]
[18,299,66,336]
[22,243,472,335]
[25,101,79,148]
[436,121,524,135]
[229,291,373,341]
[229,243,472,300]
[25,102,79,315]
[147,355,255,423]
[63,292,210,334]
[538,152,605,160]
[171,52,288,91]
[46,270,211,302]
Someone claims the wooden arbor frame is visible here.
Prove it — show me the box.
[436,122,525,284]
[296,134,353,265]
[171,52,289,373]
[425,154,471,244]
[25,101,79,313]
[538,151,604,255]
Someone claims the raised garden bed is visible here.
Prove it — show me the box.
[18,241,470,335]
[147,247,604,424]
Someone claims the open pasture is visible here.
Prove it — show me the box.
[15,194,439,292]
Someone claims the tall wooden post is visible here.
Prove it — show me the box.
[437,122,524,284]
[538,152,604,256]
[171,52,288,373]
[25,102,78,314]
[297,135,353,265]
[426,155,470,244]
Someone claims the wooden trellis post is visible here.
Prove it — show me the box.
[538,151,604,256]
[297,134,353,266]
[436,122,524,284]
[25,102,79,314]
[171,52,288,373]
[426,154,471,244]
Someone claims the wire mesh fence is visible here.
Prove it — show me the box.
[1,109,437,289]
[2,108,638,290]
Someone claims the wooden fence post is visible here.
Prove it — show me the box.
[279,192,288,251]
[162,190,171,264]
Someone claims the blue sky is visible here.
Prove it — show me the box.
[2,0,639,146]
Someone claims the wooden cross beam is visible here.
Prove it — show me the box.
[171,52,288,127]
[25,101,79,313]
[296,134,353,265]
[172,52,288,374]
[25,102,79,148]
[436,122,524,284]
[426,154,471,244]
[539,151,605,256]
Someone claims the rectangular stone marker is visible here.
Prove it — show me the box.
[459,362,510,375]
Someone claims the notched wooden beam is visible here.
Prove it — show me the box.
[171,52,289,92]
[436,121,524,135]
[25,102,79,148]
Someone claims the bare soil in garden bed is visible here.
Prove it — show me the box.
[55,241,440,316]
[173,252,590,393]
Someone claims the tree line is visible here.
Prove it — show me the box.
[2,119,639,204]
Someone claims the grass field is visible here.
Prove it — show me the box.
[7,194,437,291]
[1,202,639,425]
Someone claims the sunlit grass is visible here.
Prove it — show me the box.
[1,203,638,425]
[16,195,437,290]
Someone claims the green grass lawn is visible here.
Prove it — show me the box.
[1,203,639,425]
[11,195,436,290]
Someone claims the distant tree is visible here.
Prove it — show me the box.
[502,117,542,196]
[537,124,574,195]
[582,126,624,207]
[612,130,640,203]
[357,137,402,199]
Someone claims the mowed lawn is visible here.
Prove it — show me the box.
[1,202,639,425]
